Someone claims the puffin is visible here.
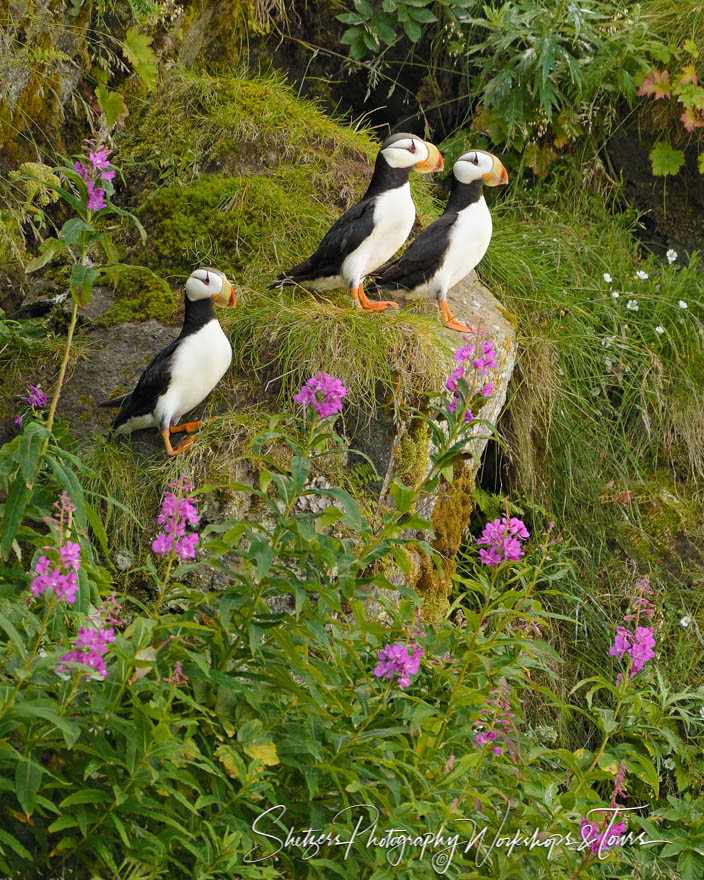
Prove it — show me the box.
[271,132,443,311]
[99,267,236,455]
[371,149,508,332]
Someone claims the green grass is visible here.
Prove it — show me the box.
[473,180,704,696]
[227,289,452,412]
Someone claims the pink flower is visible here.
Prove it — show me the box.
[86,182,107,211]
[480,383,493,397]
[153,477,200,558]
[580,817,627,855]
[176,533,199,560]
[373,642,424,689]
[26,384,48,408]
[294,372,347,419]
[477,516,530,566]
[152,533,173,555]
[59,541,81,571]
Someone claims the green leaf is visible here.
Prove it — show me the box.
[122,28,157,90]
[59,217,93,246]
[683,38,699,58]
[24,237,67,273]
[390,479,415,514]
[678,850,704,880]
[403,17,422,41]
[650,141,685,176]
[15,755,42,815]
[95,86,129,129]
[406,6,436,22]
[18,421,47,486]
[698,152,704,175]
[69,263,98,306]
[0,472,31,560]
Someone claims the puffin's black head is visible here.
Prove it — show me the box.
[185,267,237,308]
[378,133,444,174]
[453,149,508,187]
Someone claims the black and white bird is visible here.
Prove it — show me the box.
[372,149,508,331]
[99,267,236,455]
[272,132,443,311]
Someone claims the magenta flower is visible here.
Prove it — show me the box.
[57,623,115,680]
[26,384,48,408]
[30,547,80,604]
[472,677,515,754]
[445,367,464,392]
[86,181,107,211]
[73,142,115,211]
[610,576,657,679]
[176,533,199,559]
[59,541,81,571]
[294,372,347,419]
[579,817,627,855]
[153,475,200,560]
[476,516,530,566]
[373,641,424,689]
[152,533,173,555]
[480,383,493,397]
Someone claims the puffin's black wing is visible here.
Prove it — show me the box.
[110,339,180,430]
[274,196,378,284]
[373,213,457,292]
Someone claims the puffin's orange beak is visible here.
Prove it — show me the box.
[212,279,237,307]
[482,155,509,187]
[415,141,444,174]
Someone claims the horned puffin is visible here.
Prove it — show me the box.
[372,149,508,332]
[272,132,443,311]
[99,267,236,455]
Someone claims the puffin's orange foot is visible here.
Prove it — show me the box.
[353,284,399,311]
[438,301,475,333]
[170,419,203,434]
[161,429,194,456]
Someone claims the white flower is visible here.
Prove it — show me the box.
[626,299,639,311]
[601,336,615,348]
[635,270,649,280]
[611,291,620,299]
[664,758,675,770]
[666,249,678,263]
[679,300,688,309]
[605,358,614,370]
[681,616,691,628]
[603,272,612,283]
[655,325,665,334]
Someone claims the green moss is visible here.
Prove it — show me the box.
[415,465,477,619]
[394,417,431,491]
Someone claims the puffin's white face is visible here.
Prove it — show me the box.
[454,150,509,187]
[380,134,444,174]
[185,267,236,307]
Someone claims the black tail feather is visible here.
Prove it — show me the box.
[98,393,130,409]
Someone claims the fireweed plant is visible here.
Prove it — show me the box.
[0,342,703,878]
[0,141,163,562]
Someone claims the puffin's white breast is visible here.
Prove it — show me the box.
[155,319,232,426]
[440,198,492,291]
[343,183,415,284]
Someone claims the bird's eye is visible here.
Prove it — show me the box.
[472,153,479,165]
[409,141,416,153]
[204,272,210,285]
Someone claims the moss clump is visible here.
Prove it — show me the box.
[415,466,477,618]
[394,417,431,490]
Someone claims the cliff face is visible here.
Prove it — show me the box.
[1,20,517,612]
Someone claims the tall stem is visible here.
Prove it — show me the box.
[45,297,79,437]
